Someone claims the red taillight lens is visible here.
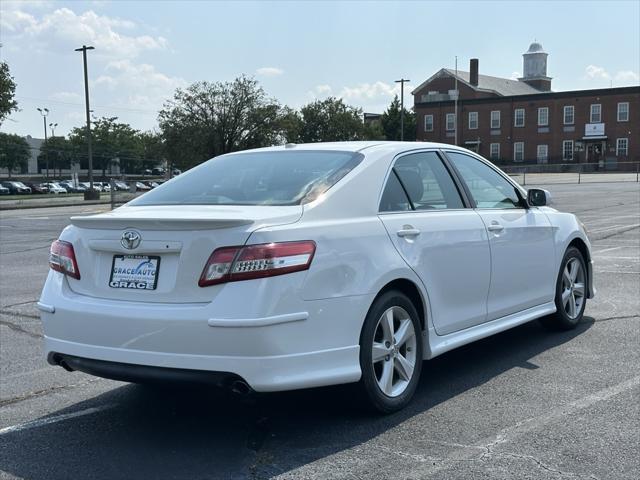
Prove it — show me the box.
[198,241,316,287]
[49,240,80,279]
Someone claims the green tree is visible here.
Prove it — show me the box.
[38,136,74,177]
[69,117,143,176]
[0,62,18,126]
[138,131,165,172]
[380,95,416,141]
[0,133,30,177]
[159,76,286,170]
[297,97,365,143]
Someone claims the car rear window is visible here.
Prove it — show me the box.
[130,150,363,206]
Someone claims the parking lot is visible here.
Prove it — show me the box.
[0,182,638,479]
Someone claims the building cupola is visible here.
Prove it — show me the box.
[518,41,552,91]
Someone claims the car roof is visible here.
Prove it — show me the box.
[227,141,473,156]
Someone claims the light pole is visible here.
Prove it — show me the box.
[75,45,96,198]
[49,122,58,137]
[37,108,49,178]
[395,78,410,141]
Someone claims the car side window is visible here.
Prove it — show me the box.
[393,152,464,210]
[446,151,523,209]
[379,170,411,212]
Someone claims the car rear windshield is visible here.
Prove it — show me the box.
[130,150,364,206]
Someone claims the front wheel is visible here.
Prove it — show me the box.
[540,246,587,330]
[358,290,423,413]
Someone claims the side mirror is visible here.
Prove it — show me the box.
[528,188,552,207]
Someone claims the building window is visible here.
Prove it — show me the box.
[537,145,549,163]
[446,113,456,131]
[538,107,549,126]
[490,143,500,160]
[563,105,574,125]
[490,110,500,129]
[514,108,525,127]
[424,114,434,132]
[514,142,524,162]
[468,111,478,130]
[617,102,629,122]
[616,138,629,156]
[563,140,574,161]
[590,104,601,123]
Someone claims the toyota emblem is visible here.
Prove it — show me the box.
[121,230,141,250]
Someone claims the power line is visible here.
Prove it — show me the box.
[16,96,161,116]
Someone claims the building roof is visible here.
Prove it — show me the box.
[412,68,543,97]
[525,42,546,54]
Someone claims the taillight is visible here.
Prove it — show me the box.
[199,241,316,287]
[49,240,81,279]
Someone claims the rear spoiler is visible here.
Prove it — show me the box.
[70,215,253,230]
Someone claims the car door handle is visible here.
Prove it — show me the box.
[397,227,421,237]
[487,223,505,232]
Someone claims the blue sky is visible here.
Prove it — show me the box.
[1,0,639,138]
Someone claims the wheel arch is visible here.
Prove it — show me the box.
[373,278,427,332]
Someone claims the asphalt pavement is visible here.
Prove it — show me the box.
[0,183,638,480]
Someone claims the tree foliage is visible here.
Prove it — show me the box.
[158,76,285,169]
[380,95,416,141]
[0,132,30,177]
[38,136,73,177]
[296,97,365,143]
[69,117,149,175]
[0,62,18,126]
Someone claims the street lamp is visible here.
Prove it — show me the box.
[394,79,410,141]
[75,45,96,199]
[49,123,58,137]
[37,107,50,178]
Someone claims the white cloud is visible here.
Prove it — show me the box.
[510,71,521,80]
[307,81,404,112]
[585,65,611,80]
[2,6,167,58]
[256,67,284,77]
[614,70,640,83]
[93,60,186,110]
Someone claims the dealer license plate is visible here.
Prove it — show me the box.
[109,255,161,290]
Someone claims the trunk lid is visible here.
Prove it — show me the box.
[66,205,302,303]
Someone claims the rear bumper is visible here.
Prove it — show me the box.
[39,272,371,392]
[44,337,360,392]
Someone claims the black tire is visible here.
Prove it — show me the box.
[358,290,423,414]
[540,246,587,331]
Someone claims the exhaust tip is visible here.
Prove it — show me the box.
[230,380,252,396]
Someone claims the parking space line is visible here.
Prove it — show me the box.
[0,404,116,436]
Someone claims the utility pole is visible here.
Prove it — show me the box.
[454,56,459,146]
[75,45,96,198]
[37,108,49,178]
[395,78,410,141]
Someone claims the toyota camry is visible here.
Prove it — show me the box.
[39,142,594,412]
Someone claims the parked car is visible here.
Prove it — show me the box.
[0,185,9,195]
[114,181,130,191]
[59,181,86,193]
[135,181,151,191]
[81,182,102,192]
[142,181,161,189]
[44,182,68,194]
[1,181,31,194]
[96,182,111,192]
[25,182,49,194]
[152,167,165,176]
[171,169,182,176]
[40,142,594,413]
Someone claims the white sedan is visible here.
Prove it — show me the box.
[39,142,594,412]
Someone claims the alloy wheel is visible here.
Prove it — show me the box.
[561,257,585,319]
[371,306,417,397]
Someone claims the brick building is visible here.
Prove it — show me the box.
[413,43,639,168]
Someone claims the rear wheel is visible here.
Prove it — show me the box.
[358,290,423,413]
[540,246,587,330]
